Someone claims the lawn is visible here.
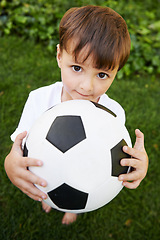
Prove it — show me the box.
[0,36,159,240]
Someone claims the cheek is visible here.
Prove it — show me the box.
[96,82,111,96]
[103,79,114,92]
[61,68,69,82]
[61,67,78,86]
[61,70,74,89]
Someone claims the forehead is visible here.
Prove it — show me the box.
[64,47,97,70]
[65,39,91,62]
[64,39,119,72]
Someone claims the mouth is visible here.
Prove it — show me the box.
[75,90,92,98]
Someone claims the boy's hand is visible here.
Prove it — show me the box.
[118,129,148,189]
[4,131,48,201]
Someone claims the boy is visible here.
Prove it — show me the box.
[4,6,148,225]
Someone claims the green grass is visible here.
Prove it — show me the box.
[0,36,160,240]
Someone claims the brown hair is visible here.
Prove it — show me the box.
[59,5,131,71]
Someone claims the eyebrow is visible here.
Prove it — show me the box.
[68,51,118,73]
[72,59,113,73]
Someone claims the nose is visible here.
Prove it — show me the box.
[79,77,94,93]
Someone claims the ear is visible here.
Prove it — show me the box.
[56,44,62,68]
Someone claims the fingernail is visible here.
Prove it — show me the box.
[120,159,124,166]
[41,181,46,187]
[42,195,47,199]
[37,161,42,166]
[123,146,127,151]
[119,176,123,181]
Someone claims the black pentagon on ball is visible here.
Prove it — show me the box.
[91,101,117,117]
[111,139,131,177]
[48,183,88,210]
[46,115,86,153]
[23,143,28,157]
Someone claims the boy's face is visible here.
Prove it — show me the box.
[57,43,118,103]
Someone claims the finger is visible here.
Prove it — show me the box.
[21,157,43,168]
[12,131,27,151]
[123,146,143,160]
[134,129,145,151]
[24,188,47,202]
[14,131,27,145]
[119,170,141,182]
[18,168,47,188]
[26,193,43,202]
[122,179,141,189]
[19,180,47,201]
[120,158,140,169]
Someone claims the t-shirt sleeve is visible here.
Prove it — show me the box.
[99,94,126,125]
[11,92,38,142]
[10,82,63,143]
[114,103,126,125]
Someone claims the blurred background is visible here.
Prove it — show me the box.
[0,1,160,239]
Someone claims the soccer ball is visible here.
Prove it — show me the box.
[24,100,132,213]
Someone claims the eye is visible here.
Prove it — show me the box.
[97,72,108,80]
[72,65,82,72]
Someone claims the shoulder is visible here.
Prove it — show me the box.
[28,81,62,107]
[10,82,63,142]
[99,94,126,124]
[29,81,62,98]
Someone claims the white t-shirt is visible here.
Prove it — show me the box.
[11,81,125,142]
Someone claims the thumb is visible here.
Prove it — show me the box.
[134,129,145,151]
[12,131,27,152]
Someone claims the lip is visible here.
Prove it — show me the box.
[75,90,92,98]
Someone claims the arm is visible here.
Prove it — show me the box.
[119,129,149,189]
[4,131,48,201]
